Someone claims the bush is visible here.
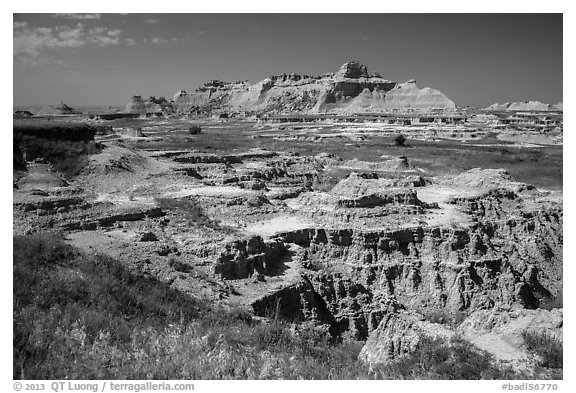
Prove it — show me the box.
[376,336,523,380]
[522,330,563,368]
[189,125,202,134]
[394,134,407,146]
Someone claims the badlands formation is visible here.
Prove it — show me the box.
[127,61,457,116]
[13,62,563,379]
[486,101,563,112]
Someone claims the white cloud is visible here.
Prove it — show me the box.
[52,13,102,20]
[87,27,122,46]
[144,18,159,24]
[151,37,168,45]
[14,23,129,65]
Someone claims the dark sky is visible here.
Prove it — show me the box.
[13,13,563,107]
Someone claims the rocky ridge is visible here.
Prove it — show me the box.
[127,61,457,116]
[486,101,563,112]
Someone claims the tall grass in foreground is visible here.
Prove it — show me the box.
[14,232,531,379]
[522,330,563,369]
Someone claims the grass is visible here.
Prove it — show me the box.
[14,121,101,179]
[14,232,537,380]
[383,336,523,380]
[13,232,202,379]
[522,330,563,369]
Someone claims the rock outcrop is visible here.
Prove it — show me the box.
[358,311,453,366]
[37,101,79,115]
[335,61,370,79]
[507,101,556,112]
[458,307,563,361]
[382,81,456,111]
[125,95,147,114]
[267,172,562,340]
[213,236,287,279]
[486,101,561,112]
[13,110,34,118]
[358,306,563,366]
[125,95,174,115]
[329,173,423,208]
[159,61,457,115]
[443,168,534,192]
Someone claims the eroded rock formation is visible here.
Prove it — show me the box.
[486,101,562,112]
[37,101,79,115]
[150,61,457,115]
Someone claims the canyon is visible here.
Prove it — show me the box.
[13,61,563,379]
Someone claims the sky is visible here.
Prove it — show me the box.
[13,13,563,108]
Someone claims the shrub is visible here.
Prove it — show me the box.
[376,336,522,380]
[189,125,202,134]
[522,330,563,368]
[394,133,407,146]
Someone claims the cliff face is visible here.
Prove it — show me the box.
[358,306,563,367]
[170,61,457,115]
[266,204,561,340]
[246,166,562,341]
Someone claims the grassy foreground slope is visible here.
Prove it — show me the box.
[13,232,530,380]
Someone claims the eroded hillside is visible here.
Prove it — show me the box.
[13,117,563,379]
